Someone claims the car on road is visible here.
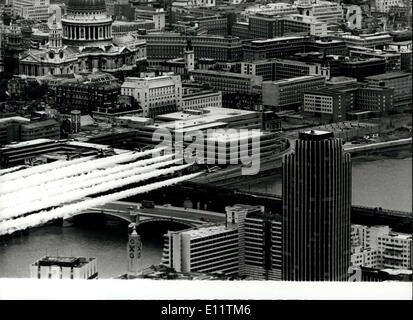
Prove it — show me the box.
[141,200,155,209]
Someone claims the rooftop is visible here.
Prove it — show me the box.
[264,75,325,85]
[156,107,257,123]
[251,36,304,44]
[32,256,96,268]
[381,269,412,276]
[21,119,59,129]
[299,130,334,141]
[364,72,411,81]
[191,69,261,79]
[385,232,412,240]
[1,138,54,149]
[116,116,152,123]
[206,129,264,143]
[0,116,31,124]
[183,224,237,240]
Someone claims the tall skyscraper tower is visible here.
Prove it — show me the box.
[282,130,351,281]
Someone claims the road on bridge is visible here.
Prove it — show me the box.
[93,201,226,224]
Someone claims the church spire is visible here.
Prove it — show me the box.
[184,37,195,72]
[49,18,62,50]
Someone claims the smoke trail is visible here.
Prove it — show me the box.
[0,147,165,184]
[1,147,166,195]
[0,163,191,221]
[0,165,27,176]
[0,154,174,205]
[0,172,202,236]
[0,157,93,183]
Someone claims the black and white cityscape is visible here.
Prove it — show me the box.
[0,0,411,283]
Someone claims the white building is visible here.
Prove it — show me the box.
[162,222,240,275]
[162,204,284,279]
[121,73,182,117]
[295,0,343,25]
[350,224,412,270]
[378,232,412,270]
[153,9,166,32]
[242,2,298,21]
[351,247,380,268]
[283,14,328,36]
[12,0,50,20]
[375,0,405,13]
[30,256,98,279]
[21,5,49,21]
[173,0,216,8]
[337,33,394,48]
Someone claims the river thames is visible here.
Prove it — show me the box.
[0,154,411,278]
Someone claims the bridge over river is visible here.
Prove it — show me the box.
[65,181,412,234]
[118,182,412,233]
[69,200,226,228]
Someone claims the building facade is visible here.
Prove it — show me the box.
[163,223,240,276]
[190,69,262,95]
[121,73,182,117]
[295,0,343,24]
[18,0,147,76]
[233,205,283,280]
[54,82,121,115]
[337,33,394,48]
[30,256,98,279]
[136,33,243,65]
[303,87,354,122]
[350,224,412,270]
[182,90,222,111]
[262,75,326,111]
[241,58,330,81]
[364,72,412,110]
[20,119,60,141]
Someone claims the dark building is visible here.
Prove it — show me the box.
[0,139,100,167]
[340,58,386,81]
[2,23,25,78]
[302,87,356,122]
[236,205,283,280]
[54,82,121,114]
[364,71,412,111]
[113,3,136,21]
[20,119,60,142]
[0,117,59,146]
[355,85,394,115]
[243,36,347,61]
[282,130,351,281]
[0,116,29,146]
[179,15,230,37]
[357,267,412,282]
[248,15,284,39]
[137,34,243,64]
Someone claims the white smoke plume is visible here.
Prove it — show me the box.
[0,154,174,206]
[1,147,166,195]
[0,165,27,176]
[0,172,202,236]
[0,157,94,183]
[0,160,187,220]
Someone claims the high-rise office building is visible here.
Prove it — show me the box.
[282,130,351,281]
